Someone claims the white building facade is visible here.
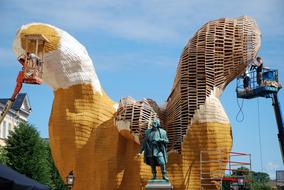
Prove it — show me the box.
[0,93,31,146]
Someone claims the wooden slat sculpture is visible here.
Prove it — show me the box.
[165,16,261,153]
[12,16,261,190]
[115,97,157,144]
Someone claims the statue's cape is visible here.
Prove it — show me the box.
[141,128,168,165]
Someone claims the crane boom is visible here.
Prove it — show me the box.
[0,99,14,124]
[272,93,284,163]
[0,34,47,126]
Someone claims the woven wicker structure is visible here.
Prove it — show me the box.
[116,16,261,153]
[164,16,261,152]
[115,97,157,144]
[13,16,261,190]
[114,16,261,189]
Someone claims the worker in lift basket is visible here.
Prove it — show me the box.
[27,52,42,67]
[243,70,250,92]
[11,53,42,101]
[251,56,271,86]
[255,57,263,86]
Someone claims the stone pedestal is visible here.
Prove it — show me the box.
[145,179,173,190]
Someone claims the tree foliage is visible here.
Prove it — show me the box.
[4,122,67,189]
[251,171,272,190]
[222,167,272,190]
[5,122,51,185]
[0,145,9,165]
[46,143,68,190]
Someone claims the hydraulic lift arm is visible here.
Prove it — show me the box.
[0,34,47,126]
[0,99,15,124]
[0,75,24,125]
[272,93,284,163]
[0,59,25,125]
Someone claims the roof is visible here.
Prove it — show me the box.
[0,93,30,112]
[24,34,49,42]
[0,164,50,190]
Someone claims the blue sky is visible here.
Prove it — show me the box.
[0,0,283,178]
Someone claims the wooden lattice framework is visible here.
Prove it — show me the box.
[15,16,261,190]
[115,16,261,153]
[164,16,261,152]
[115,97,157,143]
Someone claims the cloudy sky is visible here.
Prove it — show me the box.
[0,0,283,178]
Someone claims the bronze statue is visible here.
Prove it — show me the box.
[138,119,169,181]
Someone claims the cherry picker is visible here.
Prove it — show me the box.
[236,65,283,163]
[0,34,48,125]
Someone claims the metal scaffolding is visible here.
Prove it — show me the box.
[200,150,252,190]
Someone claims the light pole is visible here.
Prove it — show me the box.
[66,171,75,190]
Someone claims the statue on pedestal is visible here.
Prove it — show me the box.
[138,119,169,181]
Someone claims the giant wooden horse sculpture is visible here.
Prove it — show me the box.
[12,16,261,189]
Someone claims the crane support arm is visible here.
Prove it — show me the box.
[0,99,14,124]
[272,93,284,163]
[0,77,23,125]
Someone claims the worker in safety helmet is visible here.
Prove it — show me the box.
[138,118,169,181]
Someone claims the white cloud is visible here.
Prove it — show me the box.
[2,0,283,42]
[94,52,177,71]
[267,162,279,170]
[265,162,279,179]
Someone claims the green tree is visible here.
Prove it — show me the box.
[222,174,231,190]
[232,166,249,176]
[5,122,51,186]
[46,142,67,190]
[251,171,270,183]
[251,171,272,190]
[4,122,69,189]
[222,167,272,190]
[0,145,9,165]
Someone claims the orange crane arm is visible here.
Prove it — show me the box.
[0,59,25,125]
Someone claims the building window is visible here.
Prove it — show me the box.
[8,123,12,137]
[2,121,6,139]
